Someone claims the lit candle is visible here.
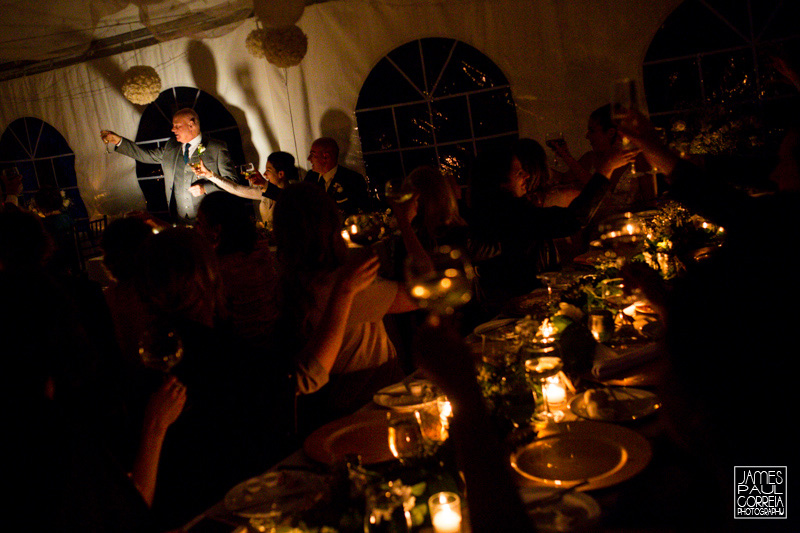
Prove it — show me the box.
[429,492,461,533]
[544,377,567,405]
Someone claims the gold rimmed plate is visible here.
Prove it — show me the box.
[303,410,394,465]
[511,421,652,491]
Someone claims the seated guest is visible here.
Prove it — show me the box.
[196,192,280,349]
[617,112,799,527]
[304,137,371,216]
[134,227,295,529]
[198,150,298,227]
[401,165,469,251]
[2,210,184,531]
[468,141,634,311]
[273,183,418,423]
[548,104,651,213]
[101,217,154,367]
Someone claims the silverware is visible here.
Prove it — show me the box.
[524,480,590,509]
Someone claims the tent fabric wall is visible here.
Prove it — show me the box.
[0,0,681,220]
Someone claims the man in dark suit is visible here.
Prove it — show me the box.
[303,137,370,216]
[101,108,244,221]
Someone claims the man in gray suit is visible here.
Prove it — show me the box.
[101,108,243,221]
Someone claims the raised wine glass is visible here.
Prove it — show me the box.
[545,131,568,173]
[138,321,184,373]
[384,177,415,204]
[404,245,474,317]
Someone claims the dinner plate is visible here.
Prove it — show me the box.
[569,387,661,422]
[303,410,394,465]
[373,380,440,411]
[224,469,328,518]
[520,487,601,532]
[510,421,652,490]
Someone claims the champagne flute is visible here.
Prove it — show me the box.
[611,78,647,177]
[545,131,568,172]
[405,245,474,316]
[611,78,640,122]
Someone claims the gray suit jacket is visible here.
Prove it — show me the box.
[116,135,240,220]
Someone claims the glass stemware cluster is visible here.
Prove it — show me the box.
[386,399,451,464]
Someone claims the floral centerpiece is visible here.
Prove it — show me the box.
[633,201,725,279]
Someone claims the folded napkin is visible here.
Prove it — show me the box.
[592,342,664,380]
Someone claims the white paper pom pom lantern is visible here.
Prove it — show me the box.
[246,26,308,68]
[121,65,162,105]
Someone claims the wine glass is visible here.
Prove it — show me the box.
[599,277,640,342]
[138,321,184,373]
[387,410,424,464]
[405,245,474,316]
[384,177,415,204]
[596,211,645,261]
[611,78,640,122]
[343,213,386,247]
[537,271,569,308]
[545,131,568,172]
[239,162,255,180]
[611,78,648,177]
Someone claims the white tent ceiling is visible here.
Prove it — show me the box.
[0,0,681,219]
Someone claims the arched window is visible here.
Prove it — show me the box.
[643,0,800,158]
[355,38,518,191]
[0,117,88,218]
[133,87,245,216]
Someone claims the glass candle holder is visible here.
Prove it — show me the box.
[428,492,462,533]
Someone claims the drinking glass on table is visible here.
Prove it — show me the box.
[599,277,640,342]
[524,355,564,421]
[405,245,474,317]
[387,410,425,464]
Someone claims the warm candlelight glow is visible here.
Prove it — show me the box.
[538,318,557,341]
[544,376,567,405]
[429,492,461,533]
[411,285,430,299]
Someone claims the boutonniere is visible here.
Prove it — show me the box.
[196,143,206,155]
[333,182,344,194]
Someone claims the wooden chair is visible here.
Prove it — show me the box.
[73,215,107,272]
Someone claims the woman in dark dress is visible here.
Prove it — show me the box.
[467,140,634,311]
